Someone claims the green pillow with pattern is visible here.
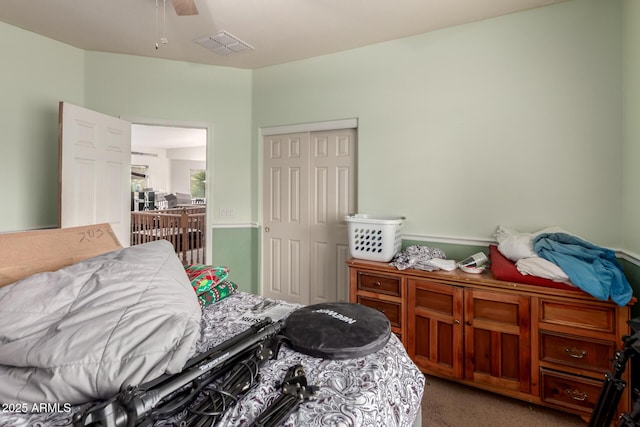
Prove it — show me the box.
[184,265,236,307]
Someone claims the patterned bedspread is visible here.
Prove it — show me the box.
[0,292,425,427]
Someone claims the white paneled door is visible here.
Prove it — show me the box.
[58,102,131,247]
[262,129,356,305]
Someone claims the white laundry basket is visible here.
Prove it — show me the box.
[344,214,405,262]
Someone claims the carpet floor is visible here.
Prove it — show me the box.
[421,376,587,426]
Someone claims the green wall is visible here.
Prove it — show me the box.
[622,0,640,317]
[0,23,85,232]
[623,0,640,257]
[252,0,623,248]
[211,227,259,293]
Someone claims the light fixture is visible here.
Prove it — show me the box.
[155,0,169,49]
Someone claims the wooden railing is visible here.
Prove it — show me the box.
[131,206,206,265]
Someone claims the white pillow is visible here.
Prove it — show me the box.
[494,225,569,263]
[494,225,535,262]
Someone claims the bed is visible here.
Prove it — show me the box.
[0,224,424,427]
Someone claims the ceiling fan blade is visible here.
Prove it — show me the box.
[172,0,199,16]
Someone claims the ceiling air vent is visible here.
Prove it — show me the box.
[195,31,254,56]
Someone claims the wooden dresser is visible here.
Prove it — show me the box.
[347,258,634,420]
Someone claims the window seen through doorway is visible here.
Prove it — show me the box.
[190,169,206,200]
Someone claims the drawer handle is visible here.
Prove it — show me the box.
[565,347,587,359]
[374,281,382,287]
[566,389,588,401]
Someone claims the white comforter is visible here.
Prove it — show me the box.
[0,240,201,405]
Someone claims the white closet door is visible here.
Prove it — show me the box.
[262,129,356,305]
[58,102,131,247]
[308,129,356,304]
[262,133,311,305]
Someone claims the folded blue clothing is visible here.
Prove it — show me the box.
[533,233,632,306]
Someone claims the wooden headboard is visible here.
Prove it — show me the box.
[0,223,122,288]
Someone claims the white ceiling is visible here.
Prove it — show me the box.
[0,0,566,70]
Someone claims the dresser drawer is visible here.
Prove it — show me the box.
[538,299,615,334]
[540,369,602,414]
[540,331,615,373]
[357,296,401,328]
[357,272,401,297]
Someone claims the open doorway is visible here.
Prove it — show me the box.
[129,123,208,265]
